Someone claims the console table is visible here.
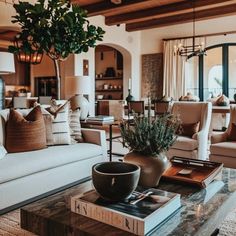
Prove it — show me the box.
[21,168,236,236]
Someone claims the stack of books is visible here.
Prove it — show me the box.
[86,115,114,123]
[71,188,181,235]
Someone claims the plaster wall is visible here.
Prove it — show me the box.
[141,15,236,54]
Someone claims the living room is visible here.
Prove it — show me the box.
[0,0,236,235]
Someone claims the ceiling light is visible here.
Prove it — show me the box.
[174,0,206,59]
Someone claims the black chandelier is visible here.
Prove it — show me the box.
[174,1,206,59]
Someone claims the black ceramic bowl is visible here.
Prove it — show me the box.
[92,162,140,202]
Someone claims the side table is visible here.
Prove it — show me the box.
[81,120,123,161]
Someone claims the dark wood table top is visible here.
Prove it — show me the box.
[21,168,236,236]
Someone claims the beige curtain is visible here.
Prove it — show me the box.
[163,39,187,100]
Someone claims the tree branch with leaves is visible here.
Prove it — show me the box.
[9,0,105,98]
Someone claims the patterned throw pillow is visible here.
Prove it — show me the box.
[69,108,83,142]
[6,106,47,153]
[46,101,72,145]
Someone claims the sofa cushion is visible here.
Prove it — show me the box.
[210,142,236,158]
[0,143,103,184]
[171,136,198,151]
[6,107,47,153]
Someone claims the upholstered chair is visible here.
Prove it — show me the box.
[167,102,212,160]
[13,97,28,109]
[210,105,236,168]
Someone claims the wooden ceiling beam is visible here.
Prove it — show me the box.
[73,0,147,17]
[105,0,231,25]
[126,3,236,32]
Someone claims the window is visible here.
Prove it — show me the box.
[187,43,236,101]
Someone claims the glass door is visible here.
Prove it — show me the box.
[203,47,223,100]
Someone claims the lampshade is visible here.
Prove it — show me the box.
[0,52,15,75]
[66,76,90,97]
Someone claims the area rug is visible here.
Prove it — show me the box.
[0,208,235,236]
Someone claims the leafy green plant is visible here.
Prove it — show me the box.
[8,0,105,98]
[120,115,179,156]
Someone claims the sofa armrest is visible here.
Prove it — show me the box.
[211,132,228,144]
[81,128,107,159]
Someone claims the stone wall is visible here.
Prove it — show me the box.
[141,53,163,99]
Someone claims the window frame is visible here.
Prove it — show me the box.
[189,43,236,101]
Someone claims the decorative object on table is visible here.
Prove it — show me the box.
[162,156,223,188]
[121,114,179,187]
[126,89,134,102]
[8,0,105,99]
[71,188,181,235]
[86,115,114,122]
[105,67,116,77]
[92,162,140,202]
[179,92,200,102]
[216,94,230,106]
[0,52,15,110]
[126,78,134,102]
[161,95,173,102]
[66,76,90,120]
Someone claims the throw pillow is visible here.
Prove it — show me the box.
[46,100,72,145]
[227,123,236,141]
[69,108,83,142]
[177,122,200,138]
[6,106,47,153]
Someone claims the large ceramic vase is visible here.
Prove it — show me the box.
[124,152,169,187]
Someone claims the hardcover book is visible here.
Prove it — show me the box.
[86,115,114,121]
[71,188,181,235]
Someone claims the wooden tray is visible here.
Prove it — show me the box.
[162,156,223,188]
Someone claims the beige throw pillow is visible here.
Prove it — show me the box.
[69,108,83,142]
[46,101,72,145]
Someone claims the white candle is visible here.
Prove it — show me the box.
[128,78,132,90]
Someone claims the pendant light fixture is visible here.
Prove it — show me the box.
[13,35,43,65]
[174,0,206,59]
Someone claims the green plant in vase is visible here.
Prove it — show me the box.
[120,114,179,187]
[8,0,105,99]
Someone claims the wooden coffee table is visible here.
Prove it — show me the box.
[21,168,236,236]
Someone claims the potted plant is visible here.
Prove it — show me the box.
[120,114,179,187]
[8,0,105,99]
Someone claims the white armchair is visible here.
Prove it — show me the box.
[210,105,236,168]
[167,102,212,160]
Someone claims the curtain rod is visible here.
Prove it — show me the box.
[163,30,236,41]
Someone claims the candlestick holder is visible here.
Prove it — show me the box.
[126,89,134,102]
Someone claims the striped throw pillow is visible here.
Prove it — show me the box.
[46,101,71,145]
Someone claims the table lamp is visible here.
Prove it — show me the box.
[0,52,15,109]
[66,76,90,120]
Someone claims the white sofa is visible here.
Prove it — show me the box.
[0,109,107,214]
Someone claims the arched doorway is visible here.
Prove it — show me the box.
[95,43,132,101]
